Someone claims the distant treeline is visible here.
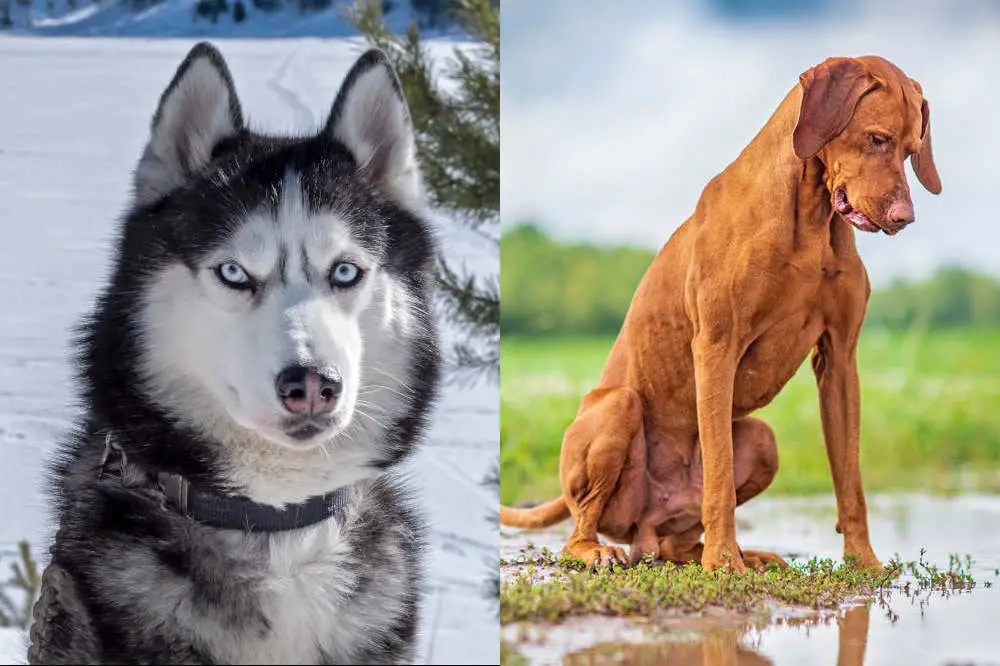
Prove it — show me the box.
[0,0,472,30]
[189,0,467,27]
[501,222,1000,337]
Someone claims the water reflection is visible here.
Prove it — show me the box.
[563,605,871,666]
[504,496,1000,665]
[835,605,869,666]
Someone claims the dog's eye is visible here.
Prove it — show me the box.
[329,261,364,289]
[215,261,253,290]
[869,134,891,152]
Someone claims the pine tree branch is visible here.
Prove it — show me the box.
[0,590,17,627]
[481,459,500,610]
[343,0,499,388]
[0,540,39,629]
[341,0,499,229]
[344,4,501,618]
[435,259,499,386]
[436,259,499,334]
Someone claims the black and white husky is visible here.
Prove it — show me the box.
[27,42,440,665]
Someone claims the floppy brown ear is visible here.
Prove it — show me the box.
[793,58,879,159]
[912,98,942,194]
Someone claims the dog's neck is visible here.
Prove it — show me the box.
[93,391,382,506]
[98,432,352,532]
[723,86,856,254]
[730,87,803,175]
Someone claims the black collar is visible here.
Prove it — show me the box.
[98,433,349,533]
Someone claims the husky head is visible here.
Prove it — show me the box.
[80,43,440,503]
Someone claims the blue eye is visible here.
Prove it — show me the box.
[216,261,252,289]
[330,261,363,288]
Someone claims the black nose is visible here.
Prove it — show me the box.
[275,365,342,416]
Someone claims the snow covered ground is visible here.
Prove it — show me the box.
[0,36,498,665]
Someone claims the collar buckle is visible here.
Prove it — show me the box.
[98,432,128,481]
[157,473,190,516]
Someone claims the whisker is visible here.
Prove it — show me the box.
[367,367,411,385]
[354,399,390,414]
[352,409,383,427]
[357,384,413,399]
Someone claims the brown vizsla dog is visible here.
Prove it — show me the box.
[500,56,941,572]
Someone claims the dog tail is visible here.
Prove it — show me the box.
[499,497,570,529]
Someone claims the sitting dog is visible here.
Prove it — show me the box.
[28,43,441,664]
[501,56,940,572]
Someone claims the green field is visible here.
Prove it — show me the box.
[501,329,1000,505]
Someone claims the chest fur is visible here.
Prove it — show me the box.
[248,528,358,663]
[181,520,404,665]
[730,238,859,415]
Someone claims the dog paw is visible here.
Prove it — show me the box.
[701,542,746,572]
[844,547,884,573]
[627,546,657,566]
[586,545,628,569]
[742,549,789,570]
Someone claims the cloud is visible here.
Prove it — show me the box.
[501,0,1000,284]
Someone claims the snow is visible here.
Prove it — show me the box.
[0,36,497,665]
[30,4,103,29]
[0,633,25,666]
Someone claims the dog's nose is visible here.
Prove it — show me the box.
[886,201,914,226]
[275,365,342,415]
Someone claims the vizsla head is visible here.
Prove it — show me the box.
[792,56,941,235]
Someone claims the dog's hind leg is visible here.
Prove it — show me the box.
[559,386,645,568]
[657,417,786,569]
[731,417,787,569]
[658,523,706,564]
[731,417,780,507]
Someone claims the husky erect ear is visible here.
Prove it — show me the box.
[133,42,244,206]
[325,49,422,210]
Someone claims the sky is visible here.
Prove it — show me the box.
[500,0,1000,285]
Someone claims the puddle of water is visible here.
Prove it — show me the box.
[502,494,1000,666]
[543,605,864,666]
[564,631,771,666]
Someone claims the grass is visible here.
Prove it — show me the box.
[501,328,1000,505]
[499,641,528,666]
[500,547,979,624]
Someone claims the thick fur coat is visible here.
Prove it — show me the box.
[28,42,441,665]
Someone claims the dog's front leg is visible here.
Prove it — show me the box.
[691,331,744,572]
[813,330,881,570]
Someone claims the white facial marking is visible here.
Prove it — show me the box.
[137,171,417,504]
